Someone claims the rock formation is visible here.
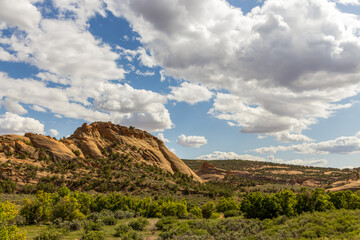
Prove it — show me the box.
[0,122,203,183]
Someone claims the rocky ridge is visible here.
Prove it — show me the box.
[0,122,202,183]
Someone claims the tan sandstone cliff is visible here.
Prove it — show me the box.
[0,122,203,183]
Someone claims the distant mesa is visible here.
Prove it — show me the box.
[0,121,203,183]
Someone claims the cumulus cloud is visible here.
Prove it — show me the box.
[267,155,328,166]
[0,112,44,135]
[157,133,169,142]
[95,83,173,132]
[255,132,360,155]
[177,134,207,148]
[108,0,360,141]
[196,151,328,166]
[168,82,213,105]
[4,98,27,115]
[196,151,266,161]
[0,1,173,133]
[335,0,360,5]
[0,0,41,30]
[49,129,59,136]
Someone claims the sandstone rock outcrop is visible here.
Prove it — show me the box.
[0,122,203,183]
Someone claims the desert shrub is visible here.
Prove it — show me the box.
[57,187,70,197]
[81,231,105,240]
[160,222,191,239]
[58,219,83,231]
[0,179,16,193]
[52,196,85,221]
[20,191,53,224]
[0,201,27,240]
[188,206,202,219]
[224,210,240,218]
[161,201,188,218]
[121,230,143,240]
[83,221,103,233]
[201,201,216,219]
[114,210,135,219]
[128,217,149,231]
[102,216,117,225]
[0,225,27,240]
[155,216,178,230]
[216,197,239,213]
[114,224,132,237]
[33,228,66,240]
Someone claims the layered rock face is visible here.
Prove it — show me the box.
[0,122,203,183]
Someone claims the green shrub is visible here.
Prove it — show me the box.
[121,230,143,240]
[155,216,178,230]
[114,224,132,237]
[33,228,65,240]
[81,231,105,240]
[128,217,149,231]
[201,201,216,219]
[52,196,85,221]
[84,221,103,233]
[216,197,239,213]
[58,219,83,231]
[114,210,135,219]
[224,210,240,218]
[102,216,117,225]
[189,206,202,219]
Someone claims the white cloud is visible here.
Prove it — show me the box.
[52,0,106,27]
[0,0,41,30]
[4,98,27,115]
[196,151,266,161]
[135,70,155,76]
[255,132,360,155]
[269,155,328,167]
[169,148,176,153]
[49,129,59,136]
[0,2,172,133]
[177,134,207,148]
[95,83,173,132]
[0,112,44,135]
[31,105,47,112]
[335,0,360,5]
[157,133,169,142]
[196,151,327,167]
[168,82,213,105]
[108,0,360,141]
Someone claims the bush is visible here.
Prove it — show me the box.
[155,216,178,230]
[128,217,149,231]
[189,206,202,219]
[33,228,65,240]
[114,210,135,219]
[84,221,103,233]
[102,216,117,225]
[52,196,85,221]
[0,225,27,240]
[81,231,105,240]
[121,230,143,240]
[58,219,83,231]
[202,202,216,219]
[224,210,240,218]
[114,224,132,237]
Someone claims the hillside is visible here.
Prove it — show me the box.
[184,159,360,191]
[0,122,203,195]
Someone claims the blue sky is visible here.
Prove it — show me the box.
[1,0,360,168]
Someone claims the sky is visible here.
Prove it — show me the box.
[1,0,360,168]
